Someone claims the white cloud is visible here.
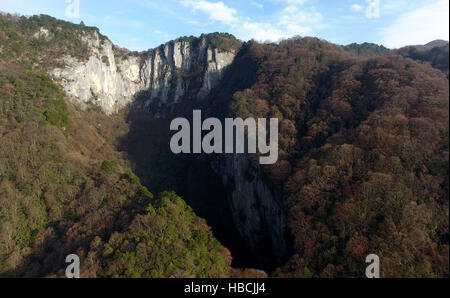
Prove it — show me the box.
[239,22,288,42]
[284,6,298,14]
[181,0,238,25]
[365,0,380,18]
[379,0,449,48]
[251,1,264,9]
[278,0,309,4]
[350,4,363,12]
[236,5,321,42]
[277,5,322,32]
[181,0,322,43]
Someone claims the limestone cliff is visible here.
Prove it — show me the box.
[50,32,238,114]
[48,29,286,268]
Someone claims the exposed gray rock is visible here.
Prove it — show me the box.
[33,27,53,41]
[211,153,287,266]
[50,32,237,114]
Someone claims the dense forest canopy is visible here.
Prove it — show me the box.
[224,38,449,277]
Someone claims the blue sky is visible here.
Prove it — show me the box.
[1,0,448,51]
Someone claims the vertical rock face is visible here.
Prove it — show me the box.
[211,154,287,267]
[50,30,286,267]
[50,32,143,114]
[50,32,238,114]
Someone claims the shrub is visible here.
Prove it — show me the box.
[101,160,119,174]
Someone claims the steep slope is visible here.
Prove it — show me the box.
[0,13,231,278]
[119,37,449,276]
[216,38,449,277]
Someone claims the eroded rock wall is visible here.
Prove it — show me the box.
[51,32,237,114]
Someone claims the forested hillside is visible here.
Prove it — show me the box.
[219,38,449,277]
[397,40,449,76]
[0,13,230,278]
[0,12,448,278]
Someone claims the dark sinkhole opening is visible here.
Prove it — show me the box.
[184,156,284,271]
[119,109,289,272]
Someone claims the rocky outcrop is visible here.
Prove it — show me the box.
[211,154,287,267]
[33,27,53,41]
[50,32,238,114]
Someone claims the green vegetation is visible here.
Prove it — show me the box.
[0,13,230,278]
[43,99,69,128]
[88,191,229,278]
[343,42,390,57]
[101,55,110,66]
[202,32,242,53]
[0,78,230,276]
[0,13,107,69]
[172,33,242,53]
[0,62,68,129]
[101,160,119,174]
